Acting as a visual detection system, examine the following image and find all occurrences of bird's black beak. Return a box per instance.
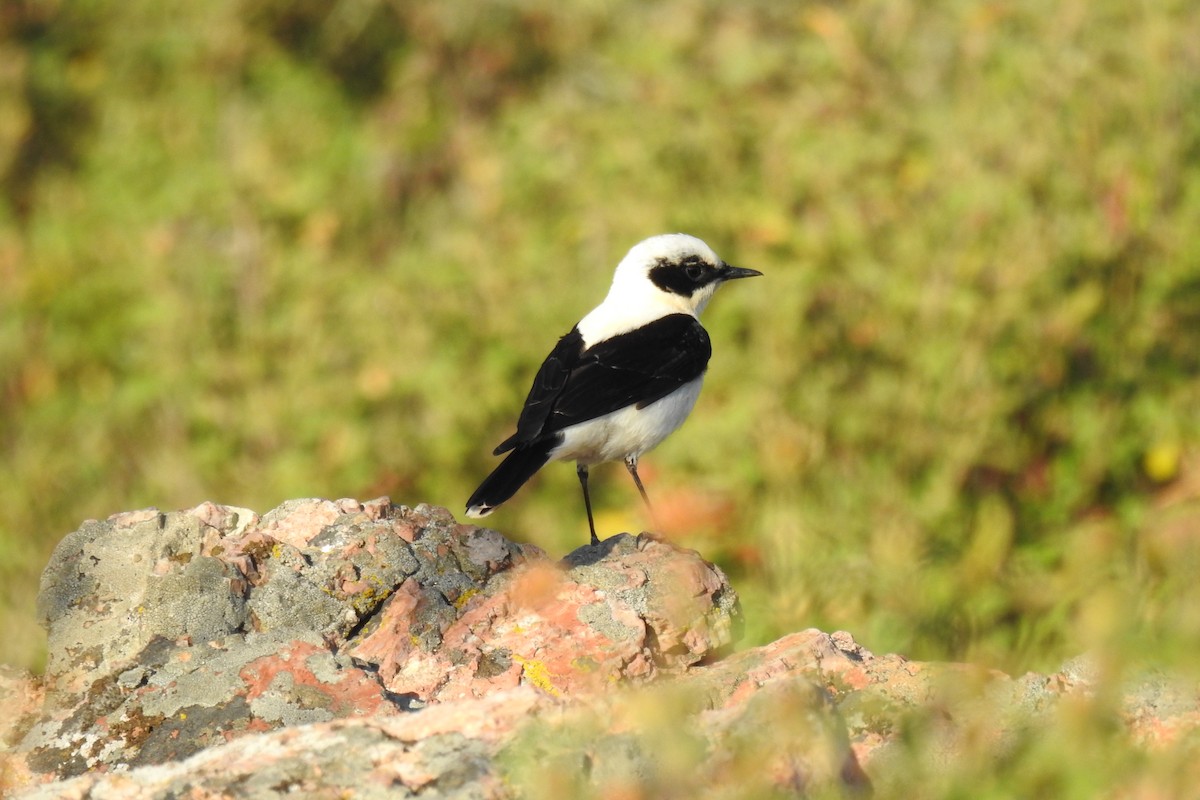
[718,264,763,281]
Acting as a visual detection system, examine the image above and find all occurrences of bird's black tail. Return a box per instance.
[465,437,556,518]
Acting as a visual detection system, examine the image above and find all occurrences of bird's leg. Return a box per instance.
[577,463,599,545]
[624,456,661,532]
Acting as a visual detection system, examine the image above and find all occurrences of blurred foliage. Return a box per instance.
[499,667,1200,800]
[2,0,1200,791]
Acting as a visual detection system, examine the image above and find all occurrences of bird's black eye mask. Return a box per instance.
[649,255,721,296]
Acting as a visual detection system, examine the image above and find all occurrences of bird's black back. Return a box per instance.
[493,313,712,455]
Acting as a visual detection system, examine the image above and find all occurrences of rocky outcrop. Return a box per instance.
[5,498,770,797]
[3,498,1198,798]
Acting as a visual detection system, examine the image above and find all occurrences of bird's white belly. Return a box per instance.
[551,377,705,465]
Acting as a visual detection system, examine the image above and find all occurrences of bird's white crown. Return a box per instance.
[610,233,725,309]
[611,233,722,286]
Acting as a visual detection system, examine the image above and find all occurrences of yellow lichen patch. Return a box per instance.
[453,587,480,609]
[513,654,562,697]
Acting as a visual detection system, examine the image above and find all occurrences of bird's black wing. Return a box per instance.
[492,327,586,454]
[493,314,711,454]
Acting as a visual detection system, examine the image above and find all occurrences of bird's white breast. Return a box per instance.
[550,376,705,465]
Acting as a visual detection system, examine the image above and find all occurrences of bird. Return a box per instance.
[465,233,761,544]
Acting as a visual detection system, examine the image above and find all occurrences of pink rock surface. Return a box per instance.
[347,531,740,703]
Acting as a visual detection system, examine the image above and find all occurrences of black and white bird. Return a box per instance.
[465,233,761,544]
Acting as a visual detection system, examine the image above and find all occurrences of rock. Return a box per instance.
[349,530,741,702]
[11,498,756,795]
[36,508,249,686]
[10,497,1200,798]
[1,667,44,795]
[13,689,543,800]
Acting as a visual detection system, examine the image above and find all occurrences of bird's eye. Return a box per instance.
[684,264,704,281]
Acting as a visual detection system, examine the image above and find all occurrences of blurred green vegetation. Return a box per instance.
[3,0,1200,792]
